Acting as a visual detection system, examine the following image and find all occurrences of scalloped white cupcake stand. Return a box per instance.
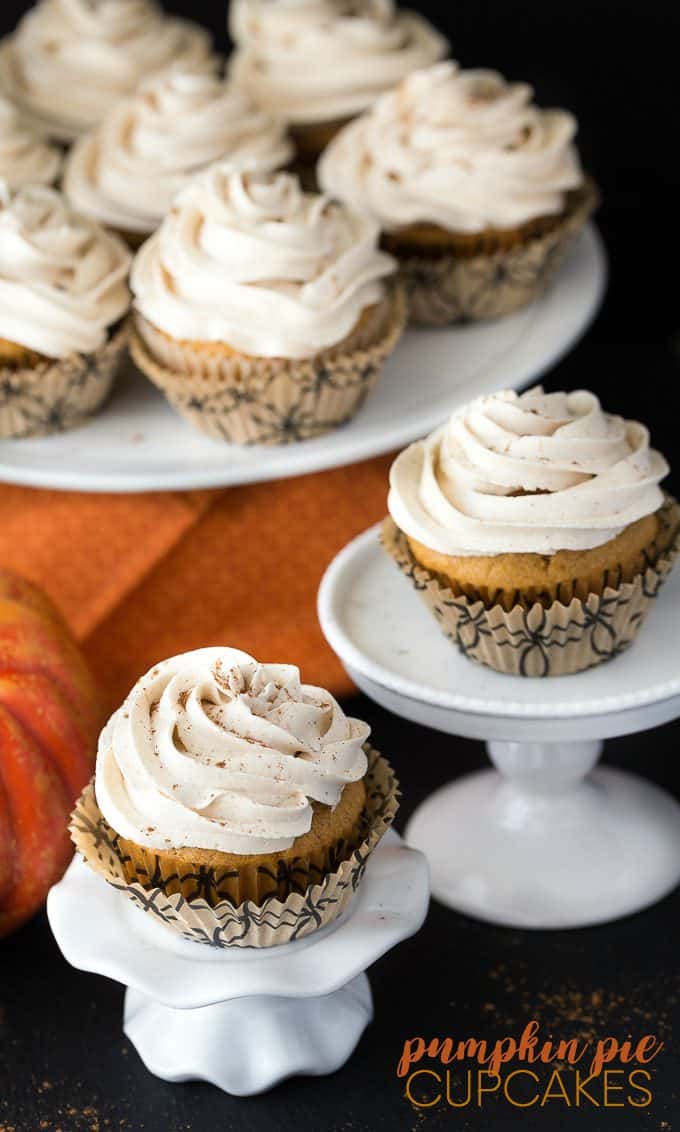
[318,526,680,930]
[47,830,429,1096]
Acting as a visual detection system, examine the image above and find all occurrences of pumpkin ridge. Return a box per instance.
[0,695,75,805]
[0,671,95,795]
[0,756,17,910]
[0,652,99,730]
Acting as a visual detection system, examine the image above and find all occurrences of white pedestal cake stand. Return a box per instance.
[318,526,680,930]
[47,831,428,1096]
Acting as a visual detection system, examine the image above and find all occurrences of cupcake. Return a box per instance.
[71,647,398,947]
[383,387,679,677]
[63,65,293,248]
[0,96,61,189]
[0,0,212,142]
[130,166,405,444]
[229,0,447,166]
[319,62,597,324]
[0,184,131,438]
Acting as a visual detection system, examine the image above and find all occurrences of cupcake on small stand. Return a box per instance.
[71,646,399,946]
[319,62,597,324]
[229,0,447,167]
[63,64,293,248]
[383,386,679,676]
[0,184,131,438]
[130,166,405,444]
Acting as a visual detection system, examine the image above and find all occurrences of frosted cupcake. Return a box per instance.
[383,387,679,677]
[0,0,212,142]
[63,65,293,247]
[229,0,447,165]
[319,62,596,324]
[0,96,61,189]
[0,185,131,438]
[130,166,405,444]
[70,647,398,947]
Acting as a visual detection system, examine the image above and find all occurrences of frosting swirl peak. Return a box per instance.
[95,647,370,855]
[131,167,396,357]
[64,66,293,235]
[0,0,212,140]
[388,387,669,556]
[0,184,131,358]
[229,0,447,125]
[319,61,584,232]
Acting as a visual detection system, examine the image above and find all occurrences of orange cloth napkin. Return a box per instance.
[0,456,392,716]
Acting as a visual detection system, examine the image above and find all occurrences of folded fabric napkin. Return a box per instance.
[0,455,392,716]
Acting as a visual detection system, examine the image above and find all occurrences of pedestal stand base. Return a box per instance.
[407,766,680,929]
[48,832,429,1095]
[124,975,373,1095]
[318,526,680,931]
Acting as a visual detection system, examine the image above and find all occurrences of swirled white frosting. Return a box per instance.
[388,387,669,556]
[63,67,293,235]
[95,647,370,855]
[319,62,584,232]
[131,166,395,357]
[0,0,212,141]
[0,184,131,358]
[229,0,447,125]
[0,96,61,189]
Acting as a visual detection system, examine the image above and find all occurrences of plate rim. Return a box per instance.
[0,225,606,494]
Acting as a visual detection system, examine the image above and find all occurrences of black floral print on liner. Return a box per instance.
[69,747,398,949]
[0,322,128,439]
[129,288,406,446]
[381,502,680,677]
[393,180,598,326]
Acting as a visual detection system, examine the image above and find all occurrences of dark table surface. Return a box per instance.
[1,701,678,1132]
[1,2,679,1130]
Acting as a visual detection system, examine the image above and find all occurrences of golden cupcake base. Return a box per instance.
[406,511,667,611]
[111,779,367,906]
[69,747,399,948]
[381,501,680,677]
[0,322,129,439]
[130,287,406,445]
[382,179,599,325]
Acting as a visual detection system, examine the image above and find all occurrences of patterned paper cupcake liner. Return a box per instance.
[387,180,598,325]
[130,288,406,445]
[381,502,680,677]
[0,321,129,439]
[69,747,399,949]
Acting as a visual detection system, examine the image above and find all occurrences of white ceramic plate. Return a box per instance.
[0,225,605,493]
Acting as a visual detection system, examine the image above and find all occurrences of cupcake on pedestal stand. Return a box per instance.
[318,388,680,929]
[47,648,428,1095]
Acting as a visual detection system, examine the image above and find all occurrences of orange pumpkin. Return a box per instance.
[0,571,100,936]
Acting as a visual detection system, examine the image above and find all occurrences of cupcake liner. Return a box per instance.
[0,321,129,439]
[69,747,399,949]
[381,501,680,677]
[387,180,598,325]
[130,288,406,445]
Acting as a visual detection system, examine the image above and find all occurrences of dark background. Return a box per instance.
[1,3,679,1131]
